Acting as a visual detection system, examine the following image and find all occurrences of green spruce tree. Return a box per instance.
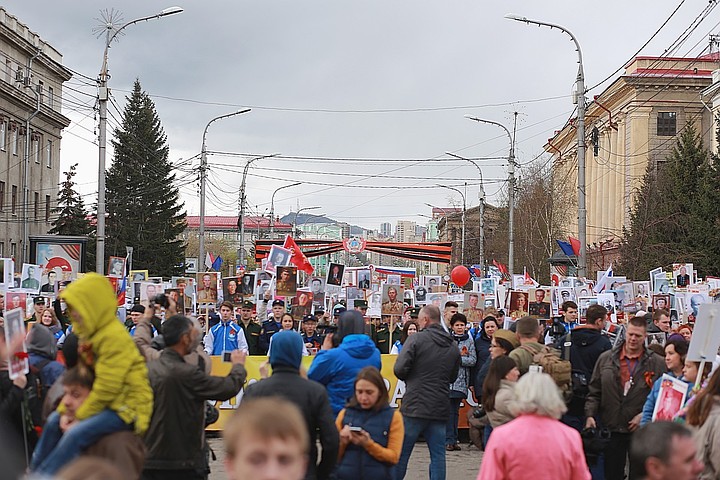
[105,80,186,277]
[619,122,720,277]
[49,163,92,236]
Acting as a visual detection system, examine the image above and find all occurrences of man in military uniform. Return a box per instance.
[354,299,368,317]
[463,293,483,324]
[259,299,285,354]
[238,300,262,355]
[372,315,402,354]
[382,286,404,316]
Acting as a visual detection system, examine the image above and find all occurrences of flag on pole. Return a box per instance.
[212,255,223,271]
[594,264,613,293]
[523,267,539,287]
[117,276,127,307]
[205,252,214,270]
[283,235,314,275]
[568,237,581,257]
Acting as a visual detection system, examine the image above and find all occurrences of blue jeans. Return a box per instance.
[395,416,446,480]
[483,424,493,447]
[31,409,130,475]
[445,398,463,445]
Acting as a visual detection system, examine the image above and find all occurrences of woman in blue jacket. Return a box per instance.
[335,366,404,480]
[308,311,382,414]
[641,336,689,425]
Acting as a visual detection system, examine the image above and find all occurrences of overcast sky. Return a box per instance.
[9,0,718,230]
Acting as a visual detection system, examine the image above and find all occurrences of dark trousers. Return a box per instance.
[604,432,631,480]
[143,469,205,480]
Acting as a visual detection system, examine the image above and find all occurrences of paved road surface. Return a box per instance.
[208,437,483,479]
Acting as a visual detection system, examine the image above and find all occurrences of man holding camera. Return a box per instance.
[203,301,249,356]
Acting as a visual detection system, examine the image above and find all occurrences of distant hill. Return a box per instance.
[280,212,366,236]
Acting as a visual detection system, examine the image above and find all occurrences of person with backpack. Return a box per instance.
[509,316,572,398]
[554,304,611,432]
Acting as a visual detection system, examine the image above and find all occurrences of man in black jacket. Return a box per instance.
[143,315,247,480]
[555,303,611,431]
[394,305,461,480]
[244,330,338,480]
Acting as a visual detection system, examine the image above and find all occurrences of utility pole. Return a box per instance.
[509,111,517,277]
[22,49,41,264]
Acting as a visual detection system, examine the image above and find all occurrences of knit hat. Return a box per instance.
[27,324,57,359]
[268,330,303,370]
[493,329,520,349]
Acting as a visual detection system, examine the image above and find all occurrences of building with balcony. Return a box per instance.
[0,7,71,260]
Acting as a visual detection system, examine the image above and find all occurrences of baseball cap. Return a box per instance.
[272,299,285,307]
[302,314,317,323]
[333,304,346,315]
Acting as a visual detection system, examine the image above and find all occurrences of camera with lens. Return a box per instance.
[151,293,169,309]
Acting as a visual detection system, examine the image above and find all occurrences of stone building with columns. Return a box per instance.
[545,53,717,272]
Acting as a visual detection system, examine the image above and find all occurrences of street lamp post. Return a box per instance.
[435,185,467,265]
[505,13,587,277]
[199,109,251,271]
[445,152,485,272]
[292,206,321,236]
[238,153,280,263]
[96,6,183,274]
[269,182,301,238]
[464,115,515,276]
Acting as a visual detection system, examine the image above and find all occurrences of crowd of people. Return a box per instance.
[1,271,720,480]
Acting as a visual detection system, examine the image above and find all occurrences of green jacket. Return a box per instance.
[239,320,262,355]
[372,323,402,354]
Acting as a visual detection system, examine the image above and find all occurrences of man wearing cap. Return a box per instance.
[238,300,262,355]
[332,303,346,323]
[354,299,368,316]
[259,299,284,355]
[301,315,323,353]
[244,330,338,479]
[127,304,157,337]
[203,301,249,356]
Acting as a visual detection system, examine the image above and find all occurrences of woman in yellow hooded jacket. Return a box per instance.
[30,273,153,475]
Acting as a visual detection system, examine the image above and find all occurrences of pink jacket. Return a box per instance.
[477,414,591,480]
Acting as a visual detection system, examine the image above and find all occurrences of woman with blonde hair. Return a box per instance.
[477,372,590,480]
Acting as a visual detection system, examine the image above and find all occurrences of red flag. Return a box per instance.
[283,235,314,275]
[492,259,508,275]
[568,237,581,256]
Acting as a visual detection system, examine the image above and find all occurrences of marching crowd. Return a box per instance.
[0,272,719,480]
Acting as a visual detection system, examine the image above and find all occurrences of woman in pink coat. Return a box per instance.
[477,372,590,480]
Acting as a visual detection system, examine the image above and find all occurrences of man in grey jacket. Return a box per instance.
[394,305,461,480]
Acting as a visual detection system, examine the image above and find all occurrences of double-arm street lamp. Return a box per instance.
[96,6,183,273]
[464,115,515,276]
[292,206,321,236]
[428,182,467,265]
[505,13,587,277]
[199,109,251,270]
[445,152,485,271]
[269,182,302,238]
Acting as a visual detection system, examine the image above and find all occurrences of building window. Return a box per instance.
[0,242,4,257]
[34,192,39,220]
[657,112,677,136]
[10,242,16,259]
[11,185,17,214]
[33,134,41,163]
[0,120,5,151]
[4,59,10,83]
[0,181,4,211]
[45,194,51,221]
[11,127,17,155]
[48,87,54,109]
[37,80,43,103]
[46,139,52,167]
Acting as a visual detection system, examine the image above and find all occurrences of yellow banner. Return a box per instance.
[207,354,477,431]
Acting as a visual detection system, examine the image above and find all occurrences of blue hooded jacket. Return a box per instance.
[308,334,381,414]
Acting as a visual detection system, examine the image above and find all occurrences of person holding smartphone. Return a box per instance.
[335,367,404,480]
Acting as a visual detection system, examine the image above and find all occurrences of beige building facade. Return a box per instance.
[546,54,716,255]
[0,7,71,261]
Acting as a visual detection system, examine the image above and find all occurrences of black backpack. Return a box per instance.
[25,358,52,430]
[563,331,591,403]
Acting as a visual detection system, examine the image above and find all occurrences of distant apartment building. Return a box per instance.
[379,222,392,238]
[395,220,418,243]
[0,7,71,260]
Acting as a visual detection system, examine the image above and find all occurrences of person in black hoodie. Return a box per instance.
[555,303,611,431]
[244,330,338,480]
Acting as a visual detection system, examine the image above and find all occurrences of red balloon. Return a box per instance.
[451,265,471,286]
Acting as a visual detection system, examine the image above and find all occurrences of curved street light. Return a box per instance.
[505,13,587,277]
[445,151,485,270]
[95,6,183,273]
[270,182,302,237]
[464,115,515,276]
[436,185,467,265]
[199,109,252,268]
